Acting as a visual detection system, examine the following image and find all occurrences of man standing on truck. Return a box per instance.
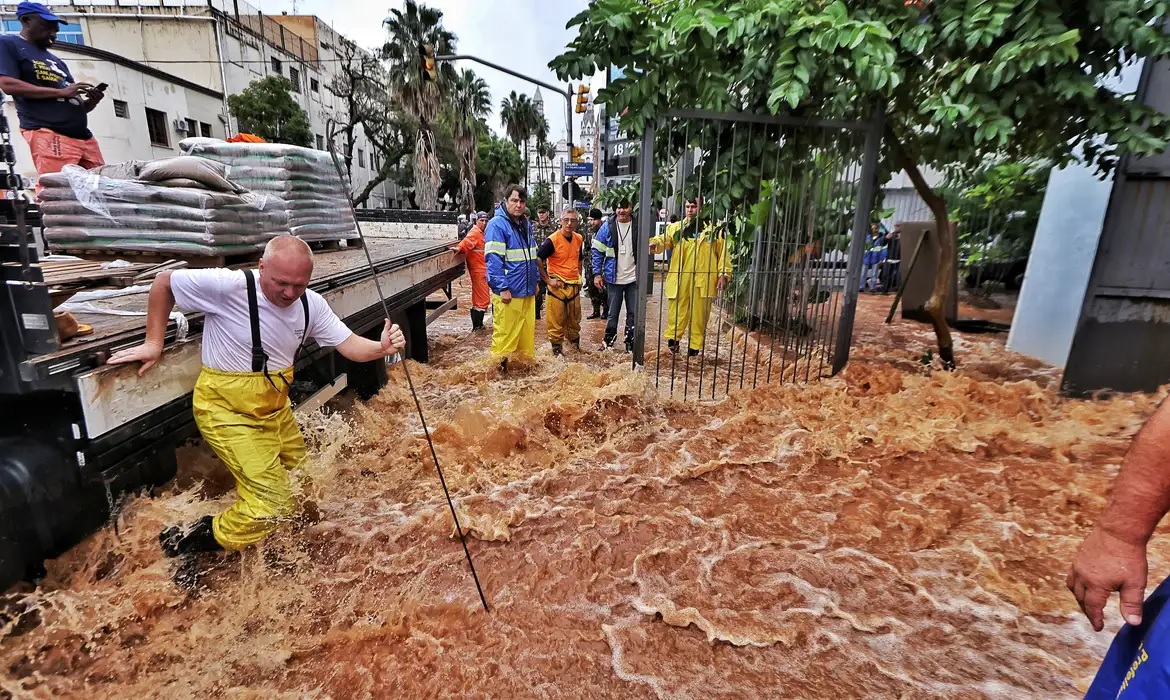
[107,236,405,559]
[0,3,106,184]
[485,184,539,366]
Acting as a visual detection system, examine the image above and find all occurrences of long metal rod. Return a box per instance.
[633,120,656,366]
[327,147,490,613]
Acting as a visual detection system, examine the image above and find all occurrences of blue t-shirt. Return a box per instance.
[1086,574,1170,699]
[0,35,90,139]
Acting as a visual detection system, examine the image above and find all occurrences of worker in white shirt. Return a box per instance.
[109,236,405,558]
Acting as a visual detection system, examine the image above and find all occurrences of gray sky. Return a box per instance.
[259,0,604,141]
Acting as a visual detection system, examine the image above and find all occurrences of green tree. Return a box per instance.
[500,91,539,188]
[553,0,1170,368]
[475,134,524,211]
[227,76,312,147]
[383,0,457,211]
[529,180,553,213]
[448,69,492,215]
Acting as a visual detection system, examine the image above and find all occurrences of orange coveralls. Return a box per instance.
[455,223,490,311]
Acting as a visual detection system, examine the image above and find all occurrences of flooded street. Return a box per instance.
[1,290,1164,699]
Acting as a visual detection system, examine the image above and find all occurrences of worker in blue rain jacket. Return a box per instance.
[484,184,540,365]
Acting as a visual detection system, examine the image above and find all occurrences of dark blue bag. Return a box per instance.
[1085,575,1170,698]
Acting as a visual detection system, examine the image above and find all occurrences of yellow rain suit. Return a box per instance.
[194,366,305,549]
[652,218,732,351]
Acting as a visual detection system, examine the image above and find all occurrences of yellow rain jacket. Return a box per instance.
[651,217,733,351]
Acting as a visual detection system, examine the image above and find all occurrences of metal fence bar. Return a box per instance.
[665,108,871,133]
[832,104,886,374]
[633,120,657,368]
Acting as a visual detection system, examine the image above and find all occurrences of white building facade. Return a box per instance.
[0,0,402,207]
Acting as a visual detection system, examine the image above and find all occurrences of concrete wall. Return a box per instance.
[1006,61,1145,368]
[3,45,224,187]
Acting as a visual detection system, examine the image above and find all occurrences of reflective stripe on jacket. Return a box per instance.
[485,204,540,297]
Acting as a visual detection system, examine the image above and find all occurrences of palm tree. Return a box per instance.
[448,68,490,215]
[500,91,538,189]
[533,112,550,187]
[382,0,456,211]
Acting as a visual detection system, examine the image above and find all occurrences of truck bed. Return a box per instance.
[33,236,453,374]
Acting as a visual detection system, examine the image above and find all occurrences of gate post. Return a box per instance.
[633,120,657,367]
[833,103,886,374]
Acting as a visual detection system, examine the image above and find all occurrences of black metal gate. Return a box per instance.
[629,107,884,400]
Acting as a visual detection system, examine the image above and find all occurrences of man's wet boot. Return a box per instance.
[688,347,701,358]
[667,340,680,353]
[571,340,582,353]
[552,343,563,356]
[470,309,485,330]
[587,305,602,320]
[160,515,222,558]
[604,333,616,349]
[625,340,633,354]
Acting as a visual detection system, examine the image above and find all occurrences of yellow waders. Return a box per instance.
[546,283,582,345]
[666,279,715,351]
[490,294,536,358]
[194,366,304,550]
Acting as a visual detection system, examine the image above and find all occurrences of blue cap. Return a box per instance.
[16,2,68,25]
[475,211,488,220]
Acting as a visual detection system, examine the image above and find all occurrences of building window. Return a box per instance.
[145,108,168,147]
[357,149,365,168]
[315,134,324,151]
[200,122,212,138]
[310,78,319,92]
[289,66,300,92]
[185,118,198,136]
[271,57,282,75]
[113,99,129,118]
[2,19,84,45]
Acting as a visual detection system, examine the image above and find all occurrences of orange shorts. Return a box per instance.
[21,128,105,194]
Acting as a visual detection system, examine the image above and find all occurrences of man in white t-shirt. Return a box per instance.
[590,200,640,352]
[108,235,405,562]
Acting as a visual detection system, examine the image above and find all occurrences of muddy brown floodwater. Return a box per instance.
[2,292,1166,699]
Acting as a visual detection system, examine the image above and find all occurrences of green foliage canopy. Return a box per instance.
[227,76,312,147]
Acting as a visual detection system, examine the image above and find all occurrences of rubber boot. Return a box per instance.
[688,347,700,358]
[470,309,485,330]
[667,340,680,353]
[160,515,223,558]
[604,333,616,349]
[587,304,601,320]
[551,343,563,356]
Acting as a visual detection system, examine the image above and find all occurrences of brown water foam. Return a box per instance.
[1,294,1164,699]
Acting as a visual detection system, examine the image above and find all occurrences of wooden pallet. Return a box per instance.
[40,259,159,287]
[49,247,262,270]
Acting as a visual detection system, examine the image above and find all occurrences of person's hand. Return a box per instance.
[550,279,564,290]
[717,275,729,292]
[381,319,405,356]
[85,86,105,106]
[594,275,604,290]
[58,83,89,99]
[500,289,513,304]
[1067,528,1149,632]
[107,341,163,377]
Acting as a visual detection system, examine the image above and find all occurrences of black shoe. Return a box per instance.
[160,515,222,558]
[604,334,616,348]
[688,348,700,357]
[499,358,509,373]
[552,344,563,356]
[667,340,680,353]
[470,309,485,330]
[625,340,633,354]
[587,312,601,320]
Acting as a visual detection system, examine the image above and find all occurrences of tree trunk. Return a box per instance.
[414,126,441,211]
[523,140,530,190]
[889,133,957,370]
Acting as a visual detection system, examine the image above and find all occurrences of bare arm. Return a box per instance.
[537,257,552,287]
[106,271,176,375]
[0,76,83,100]
[1069,399,1170,630]
[334,319,405,363]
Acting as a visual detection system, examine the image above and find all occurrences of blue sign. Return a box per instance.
[564,162,593,177]
[574,200,592,208]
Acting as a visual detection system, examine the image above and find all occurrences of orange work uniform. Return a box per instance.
[455,223,490,311]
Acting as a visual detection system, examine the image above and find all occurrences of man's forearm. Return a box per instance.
[1097,400,1170,545]
[538,260,551,286]
[143,272,176,349]
[0,77,64,99]
[339,335,391,363]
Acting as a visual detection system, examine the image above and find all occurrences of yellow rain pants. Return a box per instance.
[665,283,715,351]
[546,284,582,345]
[490,293,536,358]
[192,366,304,550]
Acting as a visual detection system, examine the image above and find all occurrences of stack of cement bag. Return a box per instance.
[185,141,358,243]
[40,158,288,257]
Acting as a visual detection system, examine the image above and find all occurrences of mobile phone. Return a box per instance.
[95,83,108,91]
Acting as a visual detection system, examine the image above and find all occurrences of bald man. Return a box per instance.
[109,235,405,560]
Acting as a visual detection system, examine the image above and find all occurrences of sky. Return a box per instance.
[258,0,605,141]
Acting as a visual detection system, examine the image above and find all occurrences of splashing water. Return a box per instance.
[1,294,1163,699]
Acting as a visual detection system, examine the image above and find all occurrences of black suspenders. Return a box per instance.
[244,269,309,390]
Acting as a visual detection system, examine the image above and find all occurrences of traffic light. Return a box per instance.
[419,43,437,82]
[575,84,590,114]
[570,145,586,162]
